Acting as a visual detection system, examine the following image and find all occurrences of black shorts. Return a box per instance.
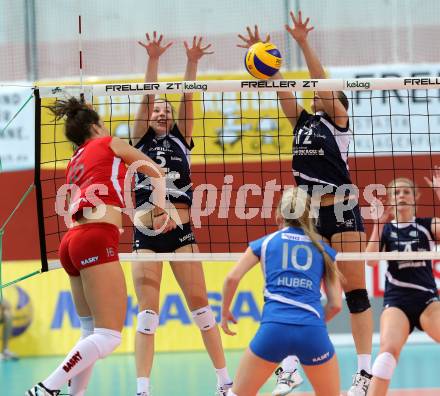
[133,222,196,253]
[384,293,440,333]
[315,201,365,241]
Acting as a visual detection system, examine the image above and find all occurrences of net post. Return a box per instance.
[33,88,49,272]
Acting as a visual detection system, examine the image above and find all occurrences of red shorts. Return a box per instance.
[59,223,120,276]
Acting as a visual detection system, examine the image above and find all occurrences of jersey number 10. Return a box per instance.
[282,243,313,271]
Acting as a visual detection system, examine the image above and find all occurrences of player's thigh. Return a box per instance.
[81,260,127,331]
[302,354,340,396]
[232,348,278,396]
[69,275,91,317]
[171,244,208,310]
[420,301,440,342]
[331,231,366,291]
[378,307,410,357]
[131,249,163,311]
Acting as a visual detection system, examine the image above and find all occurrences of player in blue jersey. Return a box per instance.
[237,12,373,396]
[221,187,342,396]
[131,32,232,396]
[366,176,440,396]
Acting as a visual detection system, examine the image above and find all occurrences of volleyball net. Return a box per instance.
[35,77,440,269]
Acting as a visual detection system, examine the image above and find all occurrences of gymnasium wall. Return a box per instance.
[2,0,440,80]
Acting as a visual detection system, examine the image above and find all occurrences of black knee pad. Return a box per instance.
[345,289,371,313]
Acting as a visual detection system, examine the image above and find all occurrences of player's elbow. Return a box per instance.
[224,274,240,289]
[329,301,342,315]
[326,301,342,321]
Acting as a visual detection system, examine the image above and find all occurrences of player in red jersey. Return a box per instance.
[26,97,170,396]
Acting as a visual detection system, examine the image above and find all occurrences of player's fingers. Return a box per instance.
[254,25,260,37]
[290,10,297,25]
[164,41,174,50]
[424,176,433,186]
[237,34,248,43]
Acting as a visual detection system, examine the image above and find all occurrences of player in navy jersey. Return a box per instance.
[237,12,373,396]
[221,187,342,396]
[366,177,440,396]
[131,32,232,396]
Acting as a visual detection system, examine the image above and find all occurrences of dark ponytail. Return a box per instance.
[48,97,100,146]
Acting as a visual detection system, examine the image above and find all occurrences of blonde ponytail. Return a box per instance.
[277,187,341,284]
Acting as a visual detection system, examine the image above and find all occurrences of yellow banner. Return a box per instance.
[2,260,264,356]
[39,71,309,168]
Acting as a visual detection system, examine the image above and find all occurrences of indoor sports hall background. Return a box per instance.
[1,1,440,395]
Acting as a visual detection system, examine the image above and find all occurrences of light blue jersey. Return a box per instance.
[249,226,337,327]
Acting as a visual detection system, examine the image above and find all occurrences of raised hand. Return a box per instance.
[184,36,214,62]
[285,10,314,45]
[369,197,393,223]
[138,31,173,59]
[424,166,440,189]
[237,25,270,49]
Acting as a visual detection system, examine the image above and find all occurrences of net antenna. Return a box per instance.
[78,2,84,102]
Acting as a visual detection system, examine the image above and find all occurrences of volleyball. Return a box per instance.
[2,286,33,337]
[245,42,282,79]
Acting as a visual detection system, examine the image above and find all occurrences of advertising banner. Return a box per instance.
[0,86,34,172]
[3,259,440,356]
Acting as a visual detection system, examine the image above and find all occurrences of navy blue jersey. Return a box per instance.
[292,110,353,194]
[380,217,438,301]
[249,227,337,327]
[134,124,194,207]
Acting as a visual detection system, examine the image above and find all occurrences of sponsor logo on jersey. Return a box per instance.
[293,148,325,156]
[80,256,99,266]
[409,230,418,238]
[312,351,330,363]
[179,233,194,244]
[281,233,311,242]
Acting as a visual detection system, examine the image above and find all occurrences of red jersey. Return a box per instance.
[66,136,127,219]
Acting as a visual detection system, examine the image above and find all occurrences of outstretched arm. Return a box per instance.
[365,197,393,266]
[425,166,440,240]
[133,32,173,146]
[178,36,213,145]
[286,11,348,127]
[221,248,259,335]
[237,25,304,129]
